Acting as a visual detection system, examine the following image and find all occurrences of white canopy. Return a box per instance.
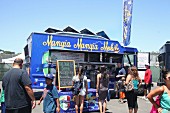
[2,53,25,63]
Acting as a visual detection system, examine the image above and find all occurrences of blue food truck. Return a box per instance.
[24,27,138,112]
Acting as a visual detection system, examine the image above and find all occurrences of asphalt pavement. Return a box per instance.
[0,82,157,113]
[32,97,152,113]
[32,83,158,113]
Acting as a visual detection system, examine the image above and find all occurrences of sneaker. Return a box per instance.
[115,95,118,98]
[118,99,124,104]
[141,96,146,100]
[144,97,148,101]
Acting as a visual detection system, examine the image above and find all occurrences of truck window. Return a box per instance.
[124,54,134,66]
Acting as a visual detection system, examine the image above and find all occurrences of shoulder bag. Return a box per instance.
[125,80,134,92]
[150,96,160,113]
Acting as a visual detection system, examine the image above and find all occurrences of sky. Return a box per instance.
[0,0,170,53]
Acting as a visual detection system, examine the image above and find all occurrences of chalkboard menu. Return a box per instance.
[57,60,75,89]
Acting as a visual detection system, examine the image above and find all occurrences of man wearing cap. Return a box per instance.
[143,63,152,100]
[2,58,36,113]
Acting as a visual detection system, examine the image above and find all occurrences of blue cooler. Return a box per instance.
[87,79,91,89]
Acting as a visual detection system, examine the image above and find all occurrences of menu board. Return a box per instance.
[57,60,75,89]
[51,51,84,62]
[137,53,149,69]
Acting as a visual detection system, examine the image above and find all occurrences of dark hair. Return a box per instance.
[100,66,108,80]
[76,66,83,76]
[14,58,23,65]
[162,71,169,79]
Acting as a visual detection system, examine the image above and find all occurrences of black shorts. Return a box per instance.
[144,83,151,89]
[6,106,31,113]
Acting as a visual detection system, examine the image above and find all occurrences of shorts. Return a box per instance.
[6,105,31,113]
[79,89,86,96]
[99,90,108,100]
[114,80,125,92]
[144,83,151,89]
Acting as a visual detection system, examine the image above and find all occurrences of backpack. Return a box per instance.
[72,76,84,95]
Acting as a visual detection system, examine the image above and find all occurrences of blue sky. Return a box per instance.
[0,0,170,53]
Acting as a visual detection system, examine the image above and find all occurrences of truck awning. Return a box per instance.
[124,47,138,53]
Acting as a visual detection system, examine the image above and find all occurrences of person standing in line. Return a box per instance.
[2,58,36,113]
[125,66,142,113]
[96,66,109,113]
[72,66,88,113]
[114,63,126,98]
[143,63,152,100]
[38,74,60,113]
[147,71,170,113]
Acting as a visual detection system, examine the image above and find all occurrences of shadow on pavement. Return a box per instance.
[83,108,112,113]
[34,91,43,100]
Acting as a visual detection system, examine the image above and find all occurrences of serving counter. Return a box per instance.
[58,88,99,113]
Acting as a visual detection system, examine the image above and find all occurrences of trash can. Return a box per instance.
[87,79,91,89]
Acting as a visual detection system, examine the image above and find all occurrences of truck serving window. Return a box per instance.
[124,54,134,66]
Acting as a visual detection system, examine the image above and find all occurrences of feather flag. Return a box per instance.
[123,0,133,46]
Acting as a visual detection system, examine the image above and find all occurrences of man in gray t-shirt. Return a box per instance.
[2,58,36,113]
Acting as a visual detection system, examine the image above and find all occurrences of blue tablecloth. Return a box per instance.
[58,88,99,113]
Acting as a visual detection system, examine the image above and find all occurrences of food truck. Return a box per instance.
[157,41,170,86]
[24,27,138,112]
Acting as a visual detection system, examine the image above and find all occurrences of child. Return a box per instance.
[38,74,60,113]
[119,77,126,104]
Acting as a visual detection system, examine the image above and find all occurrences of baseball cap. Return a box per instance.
[44,74,54,80]
[145,63,150,66]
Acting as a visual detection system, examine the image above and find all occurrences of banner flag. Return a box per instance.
[123,0,133,46]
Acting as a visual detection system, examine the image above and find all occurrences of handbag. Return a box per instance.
[125,80,134,92]
[150,96,160,113]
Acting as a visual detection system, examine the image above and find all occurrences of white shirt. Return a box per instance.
[72,75,87,96]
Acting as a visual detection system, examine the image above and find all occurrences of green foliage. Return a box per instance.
[0,49,15,54]
[3,51,15,54]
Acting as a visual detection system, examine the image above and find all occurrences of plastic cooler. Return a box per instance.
[87,79,91,89]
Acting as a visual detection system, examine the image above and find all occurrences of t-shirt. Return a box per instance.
[43,84,59,112]
[119,68,126,75]
[144,69,152,84]
[115,67,126,81]
[2,68,32,109]
[99,74,109,91]
[72,75,87,96]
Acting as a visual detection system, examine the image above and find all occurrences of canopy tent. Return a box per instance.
[2,53,25,63]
